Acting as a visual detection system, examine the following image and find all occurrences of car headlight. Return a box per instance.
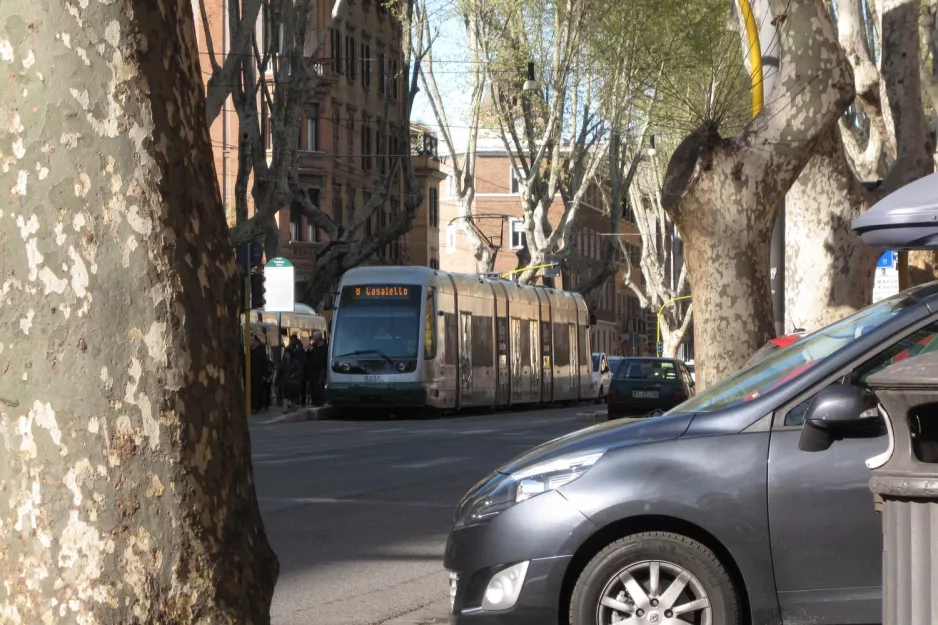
[456,450,605,527]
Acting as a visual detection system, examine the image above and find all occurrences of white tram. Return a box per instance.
[325,266,595,414]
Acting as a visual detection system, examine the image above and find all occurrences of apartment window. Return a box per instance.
[305,105,318,151]
[332,106,340,157]
[333,184,344,227]
[390,58,399,100]
[429,258,439,270]
[290,202,302,241]
[364,192,373,237]
[361,116,371,170]
[307,189,320,241]
[345,33,357,81]
[347,111,355,166]
[362,42,372,89]
[332,28,343,74]
[510,166,520,194]
[446,224,457,252]
[509,218,525,250]
[378,50,387,95]
[428,187,438,228]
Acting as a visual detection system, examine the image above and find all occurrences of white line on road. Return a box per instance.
[260,496,453,509]
[254,454,343,465]
[391,457,468,469]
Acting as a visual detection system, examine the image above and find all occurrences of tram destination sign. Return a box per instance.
[351,285,414,299]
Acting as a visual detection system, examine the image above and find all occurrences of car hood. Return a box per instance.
[496,412,696,476]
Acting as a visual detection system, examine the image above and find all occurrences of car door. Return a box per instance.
[767,319,938,624]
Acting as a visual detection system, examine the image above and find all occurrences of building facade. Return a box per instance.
[194,0,444,297]
[438,134,668,358]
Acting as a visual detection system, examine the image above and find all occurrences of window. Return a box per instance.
[347,186,356,224]
[428,187,439,228]
[391,58,400,100]
[262,104,273,151]
[305,106,318,151]
[362,42,372,89]
[345,33,356,81]
[332,28,343,74]
[510,166,520,194]
[424,288,437,360]
[332,106,340,157]
[361,116,371,170]
[785,321,938,427]
[553,323,570,367]
[429,258,439,270]
[509,218,525,250]
[347,111,355,166]
[471,316,494,367]
[333,184,344,227]
[290,202,302,241]
[378,50,386,95]
[446,223,457,252]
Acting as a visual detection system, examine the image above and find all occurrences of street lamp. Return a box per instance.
[522,62,539,92]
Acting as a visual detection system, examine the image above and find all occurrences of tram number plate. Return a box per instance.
[633,390,659,399]
[363,375,380,382]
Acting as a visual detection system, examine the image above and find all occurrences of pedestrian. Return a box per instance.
[307,330,329,406]
[250,334,271,413]
[277,349,304,409]
[287,334,308,406]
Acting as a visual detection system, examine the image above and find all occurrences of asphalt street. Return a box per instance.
[248,404,603,625]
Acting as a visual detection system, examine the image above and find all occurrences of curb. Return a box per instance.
[264,405,334,424]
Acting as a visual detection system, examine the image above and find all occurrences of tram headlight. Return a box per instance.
[396,361,407,372]
[340,362,351,372]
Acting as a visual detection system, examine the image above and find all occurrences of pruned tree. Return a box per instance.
[661,0,855,389]
[198,0,433,307]
[785,0,935,333]
[0,0,277,621]
[419,0,496,272]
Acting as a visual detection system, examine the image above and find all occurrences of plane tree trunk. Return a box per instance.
[0,0,278,622]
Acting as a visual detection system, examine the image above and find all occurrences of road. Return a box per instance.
[248,404,602,625]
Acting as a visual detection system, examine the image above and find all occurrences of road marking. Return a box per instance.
[254,453,343,465]
[391,457,467,469]
[366,428,404,434]
[260,496,452,509]
[454,428,495,435]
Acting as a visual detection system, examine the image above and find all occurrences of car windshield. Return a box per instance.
[670,293,917,414]
[332,284,423,359]
[615,359,678,380]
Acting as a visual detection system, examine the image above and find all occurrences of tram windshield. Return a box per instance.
[332,284,423,359]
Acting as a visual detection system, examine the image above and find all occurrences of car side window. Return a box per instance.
[784,321,938,427]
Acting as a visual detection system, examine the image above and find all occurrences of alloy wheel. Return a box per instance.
[595,559,711,625]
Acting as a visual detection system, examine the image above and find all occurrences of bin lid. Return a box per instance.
[852,172,938,249]
[866,349,938,389]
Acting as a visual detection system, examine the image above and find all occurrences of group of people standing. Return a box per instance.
[248,331,330,413]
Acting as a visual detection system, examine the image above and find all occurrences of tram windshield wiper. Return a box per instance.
[333,349,396,366]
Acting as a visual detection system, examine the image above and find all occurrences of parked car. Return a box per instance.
[606,357,694,419]
[590,353,613,404]
[445,285,938,625]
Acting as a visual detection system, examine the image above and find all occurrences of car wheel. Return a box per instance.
[569,531,740,625]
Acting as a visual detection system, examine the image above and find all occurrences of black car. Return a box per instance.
[444,285,938,625]
[607,357,694,418]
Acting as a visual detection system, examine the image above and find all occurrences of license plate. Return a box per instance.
[363,375,379,382]
[633,390,659,399]
[449,572,458,612]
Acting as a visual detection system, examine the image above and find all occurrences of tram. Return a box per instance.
[325,265,595,413]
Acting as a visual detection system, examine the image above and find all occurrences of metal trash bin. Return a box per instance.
[865,350,938,625]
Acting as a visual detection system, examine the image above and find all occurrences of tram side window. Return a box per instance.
[553,323,570,367]
[443,312,457,365]
[424,288,437,360]
[471,315,494,366]
[520,319,531,366]
[578,325,589,368]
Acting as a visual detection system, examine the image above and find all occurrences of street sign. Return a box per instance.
[877,251,898,269]
[264,257,294,312]
[873,271,900,303]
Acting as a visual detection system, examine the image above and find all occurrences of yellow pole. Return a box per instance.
[736,0,764,117]
[244,276,252,420]
[657,295,693,355]
[500,262,558,279]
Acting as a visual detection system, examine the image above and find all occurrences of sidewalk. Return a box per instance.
[248,403,333,424]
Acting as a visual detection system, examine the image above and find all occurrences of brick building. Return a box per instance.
[438,132,667,357]
[194,0,444,295]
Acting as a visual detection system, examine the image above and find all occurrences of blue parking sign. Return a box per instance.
[877,251,897,269]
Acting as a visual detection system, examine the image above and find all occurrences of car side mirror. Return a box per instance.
[322,293,338,311]
[798,383,880,452]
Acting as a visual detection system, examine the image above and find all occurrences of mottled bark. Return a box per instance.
[0,0,277,623]
[662,0,853,389]
[785,127,878,332]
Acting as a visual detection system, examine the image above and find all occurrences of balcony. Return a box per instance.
[410,132,438,159]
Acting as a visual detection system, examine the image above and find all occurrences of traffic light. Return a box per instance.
[656,341,663,357]
[250,273,266,309]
